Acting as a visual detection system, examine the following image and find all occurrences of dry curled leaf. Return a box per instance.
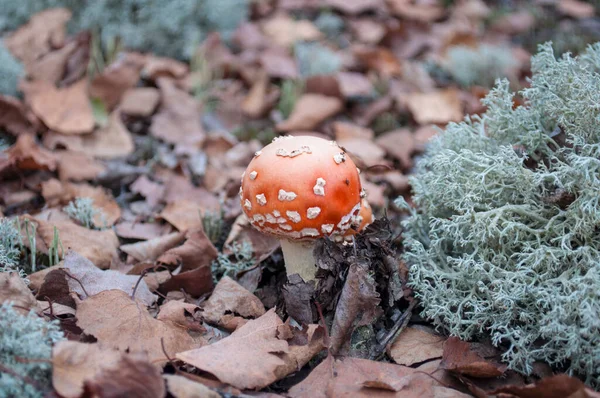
[22,79,94,134]
[164,375,221,398]
[75,289,203,365]
[388,326,445,366]
[120,231,185,262]
[0,272,38,314]
[440,337,507,378]
[491,374,600,398]
[176,309,289,390]
[150,78,205,147]
[202,276,266,330]
[0,95,37,136]
[276,94,343,131]
[1,133,57,172]
[5,8,71,66]
[64,251,156,305]
[401,88,463,125]
[120,87,161,117]
[261,14,322,48]
[34,218,119,269]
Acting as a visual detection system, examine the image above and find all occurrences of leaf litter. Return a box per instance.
[0,1,598,396]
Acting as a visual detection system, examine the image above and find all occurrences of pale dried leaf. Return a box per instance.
[64,251,156,305]
[121,87,160,117]
[176,309,289,390]
[164,375,220,398]
[388,326,445,366]
[276,94,342,131]
[0,272,38,314]
[262,14,322,47]
[75,290,203,364]
[22,79,94,134]
[120,231,185,262]
[202,276,265,330]
[402,89,463,125]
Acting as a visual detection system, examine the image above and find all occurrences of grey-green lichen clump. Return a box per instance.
[397,42,600,386]
[0,302,65,398]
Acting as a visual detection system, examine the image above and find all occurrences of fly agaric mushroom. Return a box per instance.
[240,135,365,281]
[343,199,374,241]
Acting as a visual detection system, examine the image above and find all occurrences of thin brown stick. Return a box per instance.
[131,268,151,300]
[371,299,417,360]
[315,301,331,352]
[63,271,90,298]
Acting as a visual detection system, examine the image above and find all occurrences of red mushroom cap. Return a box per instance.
[240,135,364,241]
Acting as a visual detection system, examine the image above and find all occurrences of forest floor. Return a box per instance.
[1,1,600,397]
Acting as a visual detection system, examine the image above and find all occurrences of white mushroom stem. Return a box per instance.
[279,239,317,282]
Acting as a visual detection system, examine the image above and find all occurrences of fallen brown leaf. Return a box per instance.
[330,261,382,355]
[52,341,123,398]
[158,261,214,297]
[34,218,119,269]
[75,289,203,364]
[164,374,221,398]
[202,276,266,330]
[156,300,200,325]
[150,78,205,147]
[288,355,470,398]
[242,71,278,118]
[0,271,38,314]
[22,79,94,134]
[261,14,322,48]
[36,268,76,309]
[176,309,289,390]
[338,137,387,168]
[5,8,71,66]
[120,231,185,262]
[142,55,188,81]
[1,133,57,172]
[402,88,463,125]
[79,109,135,158]
[26,40,77,84]
[558,0,595,19]
[120,87,161,117]
[388,326,445,366]
[387,0,446,22]
[83,352,165,398]
[375,128,415,167]
[40,111,135,159]
[325,0,384,14]
[0,95,37,136]
[130,175,165,208]
[259,48,299,79]
[160,200,206,231]
[355,47,403,77]
[276,94,343,131]
[350,19,386,45]
[491,374,600,398]
[157,228,218,273]
[336,72,375,98]
[64,251,156,305]
[440,336,507,378]
[333,121,375,141]
[114,221,166,241]
[89,53,145,110]
[56,150,106,181]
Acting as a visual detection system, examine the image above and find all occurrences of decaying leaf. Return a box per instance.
[56,150,106,182]
[5,8,71,65]
[75,289,203,365]
[120,231,185,262]
[120,87,161,117]
[157,228,218,273]
[388,326,445,366]
[34,218,120,269]
[164,375,221,398]
[0,271,38,314]
[1,133,57,172]
[330,261,382,354]
[288,356,470,398]
[64,251,156,305]
[491,374,600,398]
[401,88,463,125]
[202,276,265,330]
[0,95,37,136]
[176,309,289,390]
[276,94,343,131]
[262,14,322,48]
[440,337,507,378]
[89,53,145,110]
[150,78,205,147]
[22,79,94,134]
